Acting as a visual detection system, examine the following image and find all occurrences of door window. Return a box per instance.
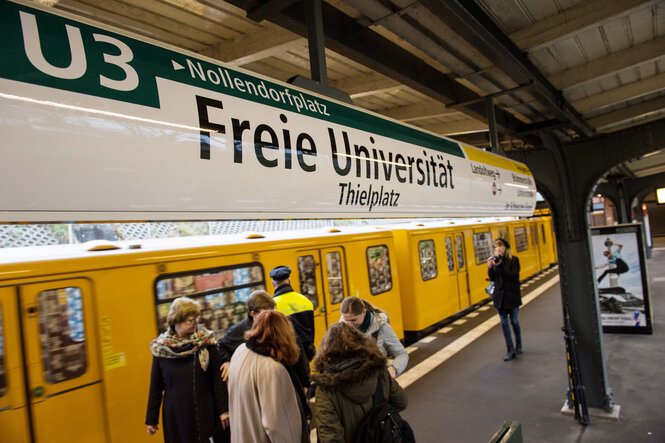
[325,252,345,304]
[445,237,455,271]
[418,240,438,281]
[367,245,393,295]
[514,227,529,252]
[455,234,465,270]
[0,303,6,397]
[298,255,319,309]
[37,287,87,384]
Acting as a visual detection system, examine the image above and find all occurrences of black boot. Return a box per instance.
[504,345,516,361]
[516,342,522,355]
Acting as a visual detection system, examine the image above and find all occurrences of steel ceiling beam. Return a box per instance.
[224,0,538,144]
[419,0,594,138]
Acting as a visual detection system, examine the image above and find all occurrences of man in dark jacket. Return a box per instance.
[270,265,316,361]
[217,289,310,389]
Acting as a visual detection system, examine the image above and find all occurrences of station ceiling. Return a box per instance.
[33,0,665,183]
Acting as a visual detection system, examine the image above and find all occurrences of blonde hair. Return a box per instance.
[493,238,513,259]
[167,297,201,329]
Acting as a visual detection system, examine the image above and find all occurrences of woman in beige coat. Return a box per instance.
[227,310,309,443]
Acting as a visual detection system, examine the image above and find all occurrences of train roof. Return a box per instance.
[0,224,396,266]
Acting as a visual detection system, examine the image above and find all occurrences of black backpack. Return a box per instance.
[354,375,416,443]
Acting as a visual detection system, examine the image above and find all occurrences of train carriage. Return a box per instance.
[0,226,405,442]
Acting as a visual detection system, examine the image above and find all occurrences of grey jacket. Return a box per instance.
[341,312,409,376]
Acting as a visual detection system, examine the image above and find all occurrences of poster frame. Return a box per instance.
[591,223,654,334]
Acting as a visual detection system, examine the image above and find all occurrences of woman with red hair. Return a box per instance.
[227,310,309,443]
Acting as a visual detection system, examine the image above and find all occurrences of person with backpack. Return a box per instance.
[340,296,409,378]
[312,322,411,443]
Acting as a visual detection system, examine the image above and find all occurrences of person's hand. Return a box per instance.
[147,425,158,435]
[220,362,230,382]
[388,365,397,378]
[220,412,230,429]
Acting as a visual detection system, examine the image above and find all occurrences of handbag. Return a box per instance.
[485,281,495,296]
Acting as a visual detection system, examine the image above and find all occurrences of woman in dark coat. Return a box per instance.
[312,322,408,443]
[145,297,229,442]
[488,237,522,361]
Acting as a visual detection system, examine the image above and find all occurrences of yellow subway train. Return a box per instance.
[0,216,555,442]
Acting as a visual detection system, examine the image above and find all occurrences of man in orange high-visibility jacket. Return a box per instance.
[270,265,316,361]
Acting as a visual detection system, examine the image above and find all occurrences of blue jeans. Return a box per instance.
[498,307,521,349]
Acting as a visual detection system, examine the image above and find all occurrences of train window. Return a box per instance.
[514,227,529,252]
[0,303,6,397]
[445,237,455,272]
[298,255,319,309]
[326,252,345,304]
[366,245,393,295]
[155,263,265,338]
[497,227,509,240]
[37,287,87,384]
[418,240,438,281]
[540,224,547,243]
[473,231,493,265]
[455,235,465,270]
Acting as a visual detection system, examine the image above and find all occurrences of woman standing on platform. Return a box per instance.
[227,310,309,443]
[145,297,229,442]
[488,238,523,361]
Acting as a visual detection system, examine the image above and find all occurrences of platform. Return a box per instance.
[397,242,665,442]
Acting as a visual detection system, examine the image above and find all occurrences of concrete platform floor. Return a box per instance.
[399,244,665,442]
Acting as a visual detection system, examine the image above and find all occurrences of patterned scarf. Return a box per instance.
[150,324,217,371]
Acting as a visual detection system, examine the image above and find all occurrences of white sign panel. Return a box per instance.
[0,0,536,221]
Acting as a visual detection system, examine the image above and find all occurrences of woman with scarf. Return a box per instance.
[312,322,408,443]
[340,296,408,378]
[227,310,309,443]
[145,297,229,442]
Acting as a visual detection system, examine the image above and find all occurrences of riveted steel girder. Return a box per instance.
[225,0,536,141]
[506,117,665,411]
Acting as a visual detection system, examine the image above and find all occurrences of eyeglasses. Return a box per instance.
[182,316,199,325]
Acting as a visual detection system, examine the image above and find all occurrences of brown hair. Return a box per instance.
[167,297,201,329]
[247,290,276,313]
[313,322,385,372]
[341,296,386,318]
[247,310,299,366]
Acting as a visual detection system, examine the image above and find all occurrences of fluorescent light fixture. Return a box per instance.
[657,187,665,204]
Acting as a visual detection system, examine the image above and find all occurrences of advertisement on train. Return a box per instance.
[0,0,537,222]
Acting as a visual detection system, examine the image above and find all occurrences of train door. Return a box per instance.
[442,235,461,314]
[531,223,543,271]
[0,287,31,442]
[9,279,107,442]
[296,247,347,347]
[454,233,471,308]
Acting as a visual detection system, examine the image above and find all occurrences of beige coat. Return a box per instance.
[228,343,302,443]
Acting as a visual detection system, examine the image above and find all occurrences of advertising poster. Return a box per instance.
[591,223,653,334]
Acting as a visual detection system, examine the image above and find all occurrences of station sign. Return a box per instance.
[0,0,536,222]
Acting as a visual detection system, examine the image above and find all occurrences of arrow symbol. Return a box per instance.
[172,60,185,71]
